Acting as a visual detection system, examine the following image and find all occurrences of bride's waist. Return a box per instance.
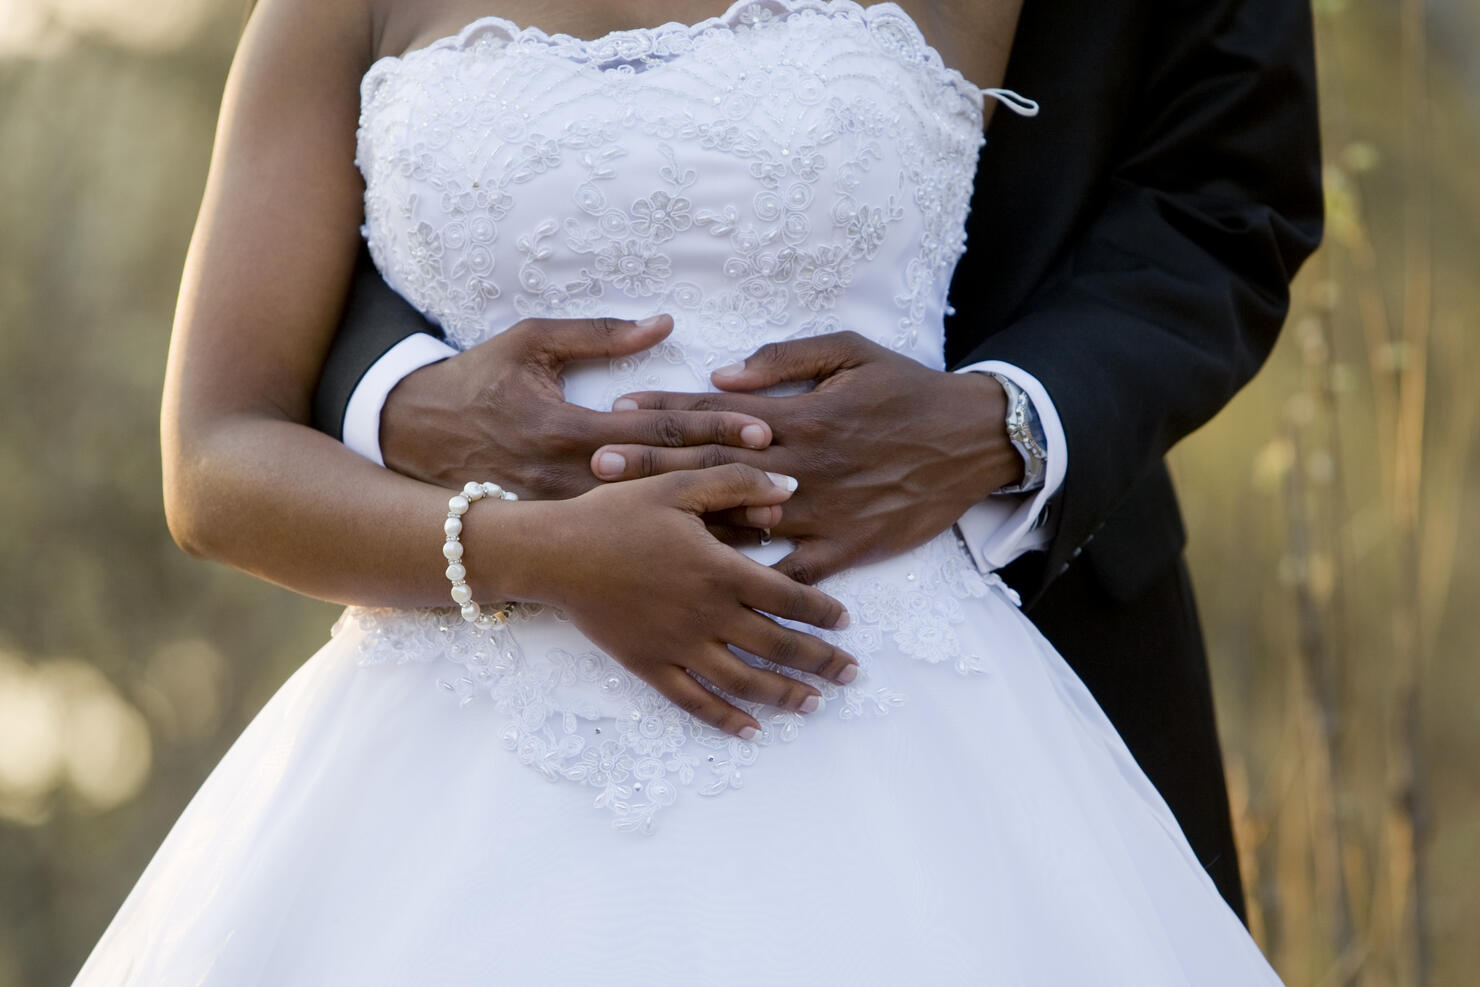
[466,311,944,415]
[344,525,1005,661]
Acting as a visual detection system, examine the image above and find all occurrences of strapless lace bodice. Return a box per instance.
[355,0,1013,366]
[345,0,1036,832]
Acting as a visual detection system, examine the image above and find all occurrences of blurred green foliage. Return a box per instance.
[1,2,1476,985]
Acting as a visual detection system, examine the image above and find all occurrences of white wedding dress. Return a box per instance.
[75,3,1281,984]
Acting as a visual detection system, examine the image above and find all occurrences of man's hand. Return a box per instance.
[590,331,1024,584]
[378,315,775,499]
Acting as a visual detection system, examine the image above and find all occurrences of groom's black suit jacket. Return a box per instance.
[314,0,1323,918]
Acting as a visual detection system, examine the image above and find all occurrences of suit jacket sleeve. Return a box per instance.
[953,0,1325,599]
[311,245,446,440]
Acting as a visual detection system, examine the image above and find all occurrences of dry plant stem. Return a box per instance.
[1389,0,1433,982]
[1415,320,1475,658]
[1282,403,1359,984]
[1318,2,1441,980]
[1311,290,1374,987]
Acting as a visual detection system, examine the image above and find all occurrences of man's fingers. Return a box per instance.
[699,506,785,534]
[705,521,768,547]
[709,332,867,391]
[614,390,777,417]
[772,539,851,588]
[597,409,772,452]
[724,504,784,530]
[519,314,672,366]
[591,443,764,481]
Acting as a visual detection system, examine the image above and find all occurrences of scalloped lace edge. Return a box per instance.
[361,0,985,101]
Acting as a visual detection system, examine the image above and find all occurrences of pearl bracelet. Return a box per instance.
[442,481,517,631]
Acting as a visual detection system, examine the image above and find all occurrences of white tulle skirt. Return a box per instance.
[74,547,1280,985]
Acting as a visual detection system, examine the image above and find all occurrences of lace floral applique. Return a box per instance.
[343,535,1013,833]
[349,1,1018,832]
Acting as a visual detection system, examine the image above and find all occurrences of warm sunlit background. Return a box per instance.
[1,1,1476,984]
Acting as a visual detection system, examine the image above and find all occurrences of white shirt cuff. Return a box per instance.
[951,360,1068,573]
[342,333,459,466]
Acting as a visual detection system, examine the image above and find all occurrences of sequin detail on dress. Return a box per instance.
[346,0,1026,832]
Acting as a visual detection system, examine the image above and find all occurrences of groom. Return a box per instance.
[313,0,1322,918]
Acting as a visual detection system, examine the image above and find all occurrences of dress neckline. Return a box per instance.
[363,0,1029,111]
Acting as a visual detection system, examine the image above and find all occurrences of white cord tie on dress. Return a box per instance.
[981,88,1040,117]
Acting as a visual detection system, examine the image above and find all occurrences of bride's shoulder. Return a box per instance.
[368,0,485,64]
[239,0,379,77]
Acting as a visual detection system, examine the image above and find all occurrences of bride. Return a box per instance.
[75,0,1282,982]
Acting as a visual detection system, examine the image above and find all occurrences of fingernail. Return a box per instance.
[740,423,767,448]
[596,452,626,476]
[635,315,665,329]
[832,610,851,630]
[836,663,859,685]
[738,726,759,741]
[612,397,639,411]
[800,695,824,714]
[712,362,745,378]
[766,472,798,492]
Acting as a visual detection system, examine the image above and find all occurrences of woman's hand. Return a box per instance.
[522,464,857,739]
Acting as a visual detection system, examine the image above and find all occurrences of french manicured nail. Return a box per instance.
[836,663,859,685]
[800,695,824,714]
[832,610,851,630]
[712,362,745,378]
[636,314,665,328]
[740,423,767,447]
[738,726,760,741]
[766,472,799,492]
[612,397,639,411]
[597,452,626,476]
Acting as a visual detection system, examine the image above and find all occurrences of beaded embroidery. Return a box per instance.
[345,0,1027,832]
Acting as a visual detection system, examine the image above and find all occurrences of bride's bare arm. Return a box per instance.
[162,0,854,736]
[162,0,427,603]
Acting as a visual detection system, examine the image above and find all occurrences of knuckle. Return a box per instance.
[754,341,785,365]
[767,631,802,667]
[783,559,818,587]
[783,584,812,619]
[810,591,842,626]
[524,463,570,498]
[726,462,762,491]
[817,648,850,679]
[687,394,725,413]
[792,411,831,444]
[720,666,758,699]
[652,415,688,448]
[638,446,664,478]
[543,411,586,450]
[673,690,708,720]
[657,469,691,499]
[593,316,622,335]
[698,445,731,470]
[778,681,812,710]
[479,382,514,419]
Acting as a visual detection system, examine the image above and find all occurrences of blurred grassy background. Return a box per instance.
[0,1,1475,984]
